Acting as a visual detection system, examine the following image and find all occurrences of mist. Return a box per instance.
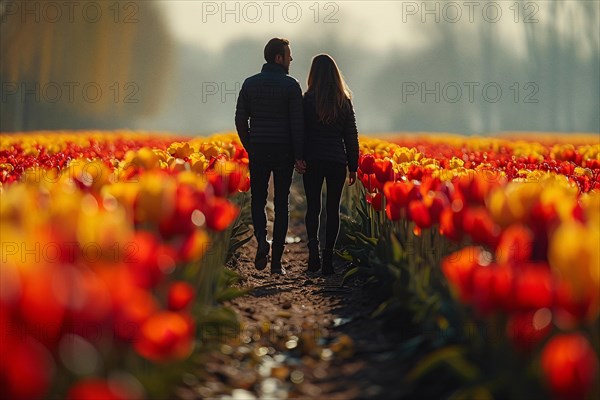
[1,1,598,135]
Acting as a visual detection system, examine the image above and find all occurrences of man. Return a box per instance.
[235,38,306,275]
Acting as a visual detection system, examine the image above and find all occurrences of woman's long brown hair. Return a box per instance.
[306,54,352,124]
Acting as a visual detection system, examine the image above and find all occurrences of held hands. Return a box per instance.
[294,159,307,174]
[348,171,357,186]
[294,162,355,184]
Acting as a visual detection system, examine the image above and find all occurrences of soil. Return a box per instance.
[177,179,405,400]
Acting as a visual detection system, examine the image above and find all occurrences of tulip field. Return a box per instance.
[341,134,600,400]
[1,131,599,399]
[1,132,251,399]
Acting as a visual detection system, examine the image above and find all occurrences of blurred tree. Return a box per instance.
[0,0,173,131]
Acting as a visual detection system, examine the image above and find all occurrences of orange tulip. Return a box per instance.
[134,311,195,362]
[441,247,481,302]
[180,230,211,263]
[495,224,534,264]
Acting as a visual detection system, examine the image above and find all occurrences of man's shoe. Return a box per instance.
[254,241,270,271]
[271,244,286,275]
[322,249,334,276]
[271,265,287,275]
[307,239,321,272]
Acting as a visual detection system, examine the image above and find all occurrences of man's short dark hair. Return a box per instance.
[264,38,290,63]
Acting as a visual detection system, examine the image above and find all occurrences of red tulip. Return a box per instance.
[407,184,423,203]
[159,184,207,238]
[462,207,500,248]
[407,200,432,229]
[405,164,423,181]
[127,232,177,289]
[491,265,515,311]
[529,200,559,233]
[420,176,438,193]
[471,262,514,316]
[207,173,226,197]
[470,173,494,204]
[571,202,586,223]
[67,379,138,400]
[439,180,454,200]
[513,264,554,310]
[441,247,480,302]
[383,181,413,208]
[506,310,552,352]
[359,172,370,191]
[63,267,113,338]
[234,143,248,160]
[366,192,383,211]
[167,282,196,311]
[239,174,251,192]
[359,154,375,174]
[373,159,394,183]
[541,334,599,400]
[553,281,596,328]
[470,264,514,315]
[227,170,243,194]
[204,198,239,231]
[0,337,54,400]
[428,192,449,224]
[385,202,402,221]
[439,206,464,242]
[469,264,495,314]
[360,173,381,192]
[18,265,66,346]
[112,286,159,342]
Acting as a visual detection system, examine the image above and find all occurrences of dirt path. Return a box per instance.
[177,180,405,399]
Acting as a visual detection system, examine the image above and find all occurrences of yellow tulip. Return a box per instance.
[549,221,600,318]
[134,173,176,224]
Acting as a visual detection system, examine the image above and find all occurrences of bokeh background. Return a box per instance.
[1,0,599,135]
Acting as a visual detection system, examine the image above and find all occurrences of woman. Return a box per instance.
[301,54,359,275]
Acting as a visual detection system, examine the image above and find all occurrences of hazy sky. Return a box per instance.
[2,1,597,133]
[149,1,598,134]
[159,1,598,58]
[162,1,530,53]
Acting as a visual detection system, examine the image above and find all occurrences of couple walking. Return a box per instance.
[235,38,359,276]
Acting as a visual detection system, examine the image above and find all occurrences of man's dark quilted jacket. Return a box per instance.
[235,63,304,160]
